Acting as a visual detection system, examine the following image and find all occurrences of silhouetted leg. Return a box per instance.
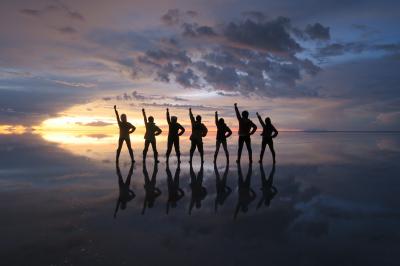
[222,140,229,162]
[198,142,204,163]
[267,140,276,164]
[143,140,150,161]
[116,138,124,162]
[214,140,221,162]
[151,140,159,162]
[237,136,244,163]
[245,137,252,163]
[125,137,135,162]
[259,138,267,163]
[174,138,181,163]
[189,141,196,163]
[166,138,173,161]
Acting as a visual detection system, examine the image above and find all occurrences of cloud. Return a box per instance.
[304,23,330,40]
[19,9,41,17]
[19,2,85,21]
[223,17,302,53]
[76,121,113,127]
[57,26,78,35]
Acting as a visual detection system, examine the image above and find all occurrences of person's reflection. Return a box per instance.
[257,163,277,209]
[114,161,135,218]
[166,162,185,214]
[234,162,256,219]
[189,162,207,215]
[214,162,231,213]
[142,162,161,214]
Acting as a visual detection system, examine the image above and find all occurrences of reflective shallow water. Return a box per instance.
[0,132,400,266]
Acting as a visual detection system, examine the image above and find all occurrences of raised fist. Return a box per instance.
[114,105,117,110]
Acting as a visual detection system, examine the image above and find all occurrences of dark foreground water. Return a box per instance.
[1,132,400,266]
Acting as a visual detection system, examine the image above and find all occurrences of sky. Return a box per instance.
[1,0,400,136]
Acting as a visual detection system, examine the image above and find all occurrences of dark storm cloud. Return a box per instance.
[181,23,216,38]
[316,42,400,58]
[223,17,302,53]
[304,23,330,40]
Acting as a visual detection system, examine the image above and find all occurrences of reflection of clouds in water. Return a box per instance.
[376,136,400,152]
[1,133,400,265]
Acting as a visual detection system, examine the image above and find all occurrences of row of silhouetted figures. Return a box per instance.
[114,161,277,219]
[114,103,278,164]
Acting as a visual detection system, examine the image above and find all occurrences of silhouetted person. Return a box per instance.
[189,108,208,163]
[234,103,257,163]
[142,108,162,163]
[214,161,231,213]
[114,161,135,218]
[114,105,136,162]
[257,112,278,164]
[166,161,185,214]
[257,163,277,209]
[214,111,232,163]
[166,108,185,163]
[142,162,161,214]
[234,163,256,219]
[189,162,207,215]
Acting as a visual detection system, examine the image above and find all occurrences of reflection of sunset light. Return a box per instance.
[0,125,27,135]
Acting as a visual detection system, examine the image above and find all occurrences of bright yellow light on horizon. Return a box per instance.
[0,125,27,135]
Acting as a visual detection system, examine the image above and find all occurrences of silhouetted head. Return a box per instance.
[121,202,127,209]
[265,117,271,125]
[242,111,249,118]
[171,116,177,123]
[218,118,225,125]
[148,116,154,123]
[196,115,201,122]
[121,114,127,122]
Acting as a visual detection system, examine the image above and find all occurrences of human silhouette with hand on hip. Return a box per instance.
[114,105,136,162]
[256,112,278,164]
[142,108,162,163]
[189,108,208,163]
[166,108,185,163]
[234,103,257,163]
[214,111,232,163]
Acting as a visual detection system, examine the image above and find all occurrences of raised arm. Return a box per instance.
[215,111,218,125]
[166,108,171,124]
[114,105,121,123]
[234,103,241,120]
[189,108,195,124]
[142,108,147,125]
[256,112,266,128]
